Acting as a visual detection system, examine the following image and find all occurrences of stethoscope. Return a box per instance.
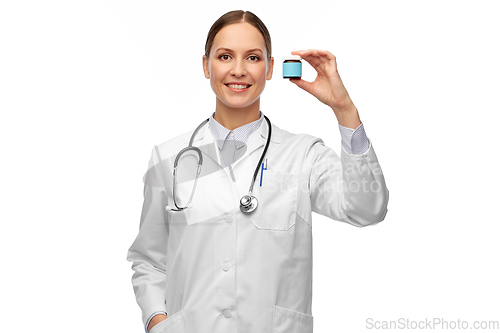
[168,115,272,214]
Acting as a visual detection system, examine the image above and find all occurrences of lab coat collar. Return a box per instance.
[183,113,282,168]
[183,113,282,145]
[209,111,264,151]
[230,114,281,169]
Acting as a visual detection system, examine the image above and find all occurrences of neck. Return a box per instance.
[213,99,261,130]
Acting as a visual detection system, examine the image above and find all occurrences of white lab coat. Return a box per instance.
[127,118,389,333]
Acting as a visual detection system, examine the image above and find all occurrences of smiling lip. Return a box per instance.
[225,82,252,92]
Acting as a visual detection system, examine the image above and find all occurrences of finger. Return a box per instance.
[291,50,337,77]
[316,50,338,71]
[316,50,336,61]
[292,49,318,59]
[293,49,335,60]
[291,50,318,66]
[296,49,326,59]
[289,78,315,95]
[293,50,323,70]
[296,49,335,63]
[303,50,339,76]
[296,50,334,74]
[304,50,336,67]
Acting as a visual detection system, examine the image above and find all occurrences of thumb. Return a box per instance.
[289,78,314,95]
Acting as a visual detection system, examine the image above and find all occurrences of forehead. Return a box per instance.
[212,22,266,53]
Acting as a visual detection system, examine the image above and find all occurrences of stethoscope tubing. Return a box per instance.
[171,114,272,212]
[249,115,271,195]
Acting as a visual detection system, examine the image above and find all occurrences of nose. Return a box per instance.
[230,58,246,77]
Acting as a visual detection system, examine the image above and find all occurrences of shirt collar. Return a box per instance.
[209,111,264,150]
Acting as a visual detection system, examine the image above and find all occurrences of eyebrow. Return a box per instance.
[215,47,264,54]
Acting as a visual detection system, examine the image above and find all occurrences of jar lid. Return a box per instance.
[283,55,302,61]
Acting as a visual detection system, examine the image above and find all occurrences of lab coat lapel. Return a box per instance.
[182,120,222,168]
[233,116,281,169]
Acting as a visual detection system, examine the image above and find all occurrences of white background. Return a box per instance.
[1,0,499,332]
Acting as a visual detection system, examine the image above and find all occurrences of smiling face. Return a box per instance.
[203,22,274,115]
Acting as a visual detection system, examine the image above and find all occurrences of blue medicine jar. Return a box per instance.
[283,55,302,78]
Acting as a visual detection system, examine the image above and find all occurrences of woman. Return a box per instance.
[128,10,389,333]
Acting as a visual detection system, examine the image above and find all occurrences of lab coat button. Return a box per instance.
[225,215,233,223]
[222,262,231,271]
[222,309,232,318]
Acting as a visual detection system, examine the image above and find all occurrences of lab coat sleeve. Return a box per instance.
[338,122,370,155]
[307,137,389,227]
[127,149,169,328]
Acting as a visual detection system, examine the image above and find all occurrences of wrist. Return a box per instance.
[148,314,168,331]
[332,103,361,129]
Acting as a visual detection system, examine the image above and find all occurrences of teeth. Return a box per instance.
[227,84,250,89]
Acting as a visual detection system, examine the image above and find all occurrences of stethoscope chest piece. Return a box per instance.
[240,194,258,213]
[167,115,271,214]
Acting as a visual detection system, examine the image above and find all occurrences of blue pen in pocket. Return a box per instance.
[260,159,268,186]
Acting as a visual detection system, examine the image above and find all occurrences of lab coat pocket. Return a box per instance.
[149,310,185,333]
[250,165,298,231]
[272,305,313,333]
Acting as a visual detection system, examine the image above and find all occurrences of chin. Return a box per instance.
[221,98,259,110]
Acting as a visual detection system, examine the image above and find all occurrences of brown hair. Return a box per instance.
[204,10,272,61]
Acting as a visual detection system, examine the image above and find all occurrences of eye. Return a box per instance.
[248,55,260,61]
[219,54,231,61]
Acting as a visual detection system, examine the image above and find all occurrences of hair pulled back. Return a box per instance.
[204,10,272,61]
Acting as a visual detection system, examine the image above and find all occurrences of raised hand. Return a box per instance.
[290,49,361,129]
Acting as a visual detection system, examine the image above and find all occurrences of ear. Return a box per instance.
[203,55,210,79]
[266,56,274,80]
